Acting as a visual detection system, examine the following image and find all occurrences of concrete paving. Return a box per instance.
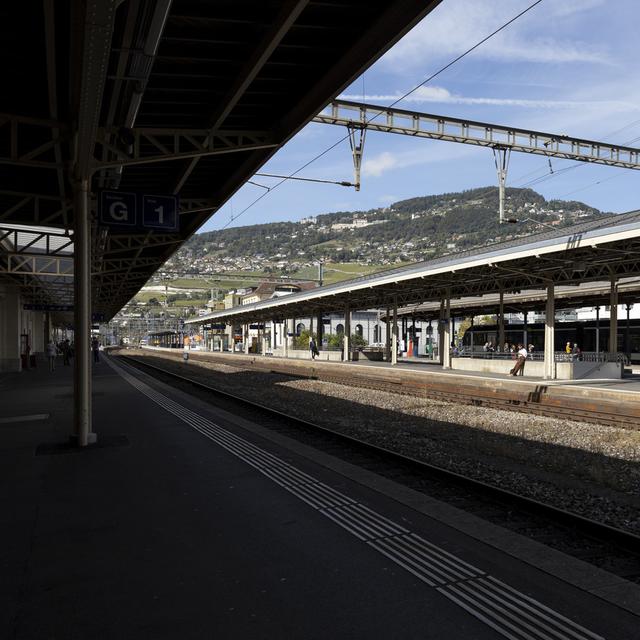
[2,354,639,639]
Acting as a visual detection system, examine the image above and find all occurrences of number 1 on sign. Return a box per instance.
[154,205,164,224]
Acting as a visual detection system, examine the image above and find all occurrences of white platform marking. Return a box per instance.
[109,358,605,640]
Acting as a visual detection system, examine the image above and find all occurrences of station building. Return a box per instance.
[187,210,640,380]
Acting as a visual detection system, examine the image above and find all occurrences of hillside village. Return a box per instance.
[108,186,610,342]
[156,186,606,283]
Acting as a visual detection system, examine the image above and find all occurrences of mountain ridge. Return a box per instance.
[164,186,608,277]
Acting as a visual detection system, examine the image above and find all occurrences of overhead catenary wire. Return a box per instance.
[219,0,545,230]
[515,132,640,191]
[513,126,640,189]
[255,173,354,187]
[512,117,640,185]
[557,172,626,199]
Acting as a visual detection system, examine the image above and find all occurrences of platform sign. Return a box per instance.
[99,191,137,227]
[142,195,178,231]
[98,191,179,232]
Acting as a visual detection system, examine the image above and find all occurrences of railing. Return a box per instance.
[290,345,343,352]
[456,350,629,364]
[456,350,544,361]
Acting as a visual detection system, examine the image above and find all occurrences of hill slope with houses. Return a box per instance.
[162,187,608,281]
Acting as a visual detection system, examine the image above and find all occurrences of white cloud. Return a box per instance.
[381,0,610,69]
[339,85,637,111]
[550,0,605,18]
[362,144,478,179]
[363,151,398,177]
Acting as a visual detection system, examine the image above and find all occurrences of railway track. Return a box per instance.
[139,350,640,429]
[117,353,640,585]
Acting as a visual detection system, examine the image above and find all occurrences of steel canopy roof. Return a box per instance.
[391,279,640,321]
[0,0,441,319]
[186,210,640,325]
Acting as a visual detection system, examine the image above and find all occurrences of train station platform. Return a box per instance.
[353,356,640,394]
[144,346,640,406]
[2,355,640,638]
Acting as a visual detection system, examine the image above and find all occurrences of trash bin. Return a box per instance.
[183,352,189,362]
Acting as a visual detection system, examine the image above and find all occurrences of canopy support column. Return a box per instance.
[385,307,391,362]
[595,306,600,353]
[609,277,618,354]
[343,305,350,361]
[438,300,445,365]
[391,298,398,366]
[442,290,451,369]
[498,290,505,351]
[283,320,289,357]
[625,304,631,357]
[316,312,323,347]
[544,284,555,380]
[261,325,267,356]
[72,178,95,446]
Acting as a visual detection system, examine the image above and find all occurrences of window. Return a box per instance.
[355,324,363,336]
[336,323,344,334]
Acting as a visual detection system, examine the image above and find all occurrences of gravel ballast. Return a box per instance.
[126,351,640,534]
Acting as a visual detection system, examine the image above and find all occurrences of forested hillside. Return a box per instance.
[167,186,607,276]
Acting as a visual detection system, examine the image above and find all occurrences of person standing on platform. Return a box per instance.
[572,343,581,362]
[91,337,100,363]
[61,339,71,366]
[510,343,528,376]
[565,341,572,355]
[309,336,319,360]
[46,340,57,372]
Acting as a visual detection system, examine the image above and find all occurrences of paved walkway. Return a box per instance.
[2,355,638,638]
[352,357,640,391]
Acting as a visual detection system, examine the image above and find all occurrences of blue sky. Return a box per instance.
[202,0,640,232]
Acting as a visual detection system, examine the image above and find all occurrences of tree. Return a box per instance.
[323,333,367,349]
[456,317,472,340]
[293,329,315,350]
[350,333,368,347]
